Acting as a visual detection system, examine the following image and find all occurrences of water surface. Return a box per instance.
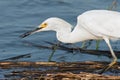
[0,0,120,62]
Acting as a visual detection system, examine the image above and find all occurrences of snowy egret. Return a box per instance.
[20,10,120,73]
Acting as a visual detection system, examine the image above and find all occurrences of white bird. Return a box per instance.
[21,10,120,73]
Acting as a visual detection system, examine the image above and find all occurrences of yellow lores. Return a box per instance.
[40,23,48,28]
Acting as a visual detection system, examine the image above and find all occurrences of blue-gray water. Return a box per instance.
[0,0,120,63]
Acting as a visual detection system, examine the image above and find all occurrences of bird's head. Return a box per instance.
[20,17,59,38]
[20,17,72,38]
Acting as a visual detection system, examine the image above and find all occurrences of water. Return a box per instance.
[0,0,120,62]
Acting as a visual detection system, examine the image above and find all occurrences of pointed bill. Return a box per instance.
[20,27,42,38]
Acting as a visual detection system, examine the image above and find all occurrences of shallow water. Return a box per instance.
[0,0,120,63]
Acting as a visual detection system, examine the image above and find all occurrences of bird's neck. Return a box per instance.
[56,25,97,43]
[54,20,73,43]
[56,29,71,43]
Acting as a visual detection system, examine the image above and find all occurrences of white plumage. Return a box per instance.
[21,10,120,73]
[79,10,120,38]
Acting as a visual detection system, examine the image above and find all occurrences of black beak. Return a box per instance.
[20,27,42,38]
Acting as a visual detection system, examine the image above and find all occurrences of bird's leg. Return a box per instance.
[48,41,60,62]
[82,40,100,50]
[81,40,100,50]
[99,37,117,74]
[96,40,100,50]
[81,41,86,49]
[81,40,92,49]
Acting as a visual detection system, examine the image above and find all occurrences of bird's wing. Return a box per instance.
[78,10,120,38]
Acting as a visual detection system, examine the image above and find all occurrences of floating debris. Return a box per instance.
[0,61,120,79]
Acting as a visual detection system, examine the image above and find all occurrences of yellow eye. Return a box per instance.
[41,23,48,28]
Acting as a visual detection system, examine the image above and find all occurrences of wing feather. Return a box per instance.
[78,10,120,38]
